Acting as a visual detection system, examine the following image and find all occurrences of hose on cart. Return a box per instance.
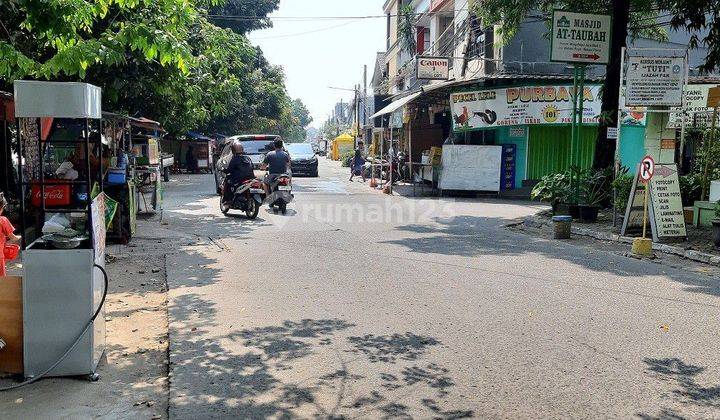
[0,264,109,392]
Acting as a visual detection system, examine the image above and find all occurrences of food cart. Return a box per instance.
[128,118,164,214]
[9,81,106,380]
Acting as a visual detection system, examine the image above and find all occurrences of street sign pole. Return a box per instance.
[570,64,587,203]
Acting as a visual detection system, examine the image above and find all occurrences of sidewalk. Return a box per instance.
[511,210,720,278]
[0,215,193,419]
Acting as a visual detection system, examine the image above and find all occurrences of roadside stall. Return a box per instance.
[3,81,107,381]
[331,133,355,161]
[161,131,214,173]
[129,118,164,214]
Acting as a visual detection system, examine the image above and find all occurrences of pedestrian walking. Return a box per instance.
[350,141,366,182]
[0,193,21,277]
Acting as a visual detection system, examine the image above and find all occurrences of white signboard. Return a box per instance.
[668,84,717,128]
[625,56,686,107]
[450,85,602,131]
[621,163,686,241]
[606,127,618,139]
[417,57,449,80]
[649,164,687,240]
[550,10,611,64]
[439,145,502,192]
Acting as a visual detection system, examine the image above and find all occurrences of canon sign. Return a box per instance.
[416,57,449,80]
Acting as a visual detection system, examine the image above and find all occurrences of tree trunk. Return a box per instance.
[593,0,630,169]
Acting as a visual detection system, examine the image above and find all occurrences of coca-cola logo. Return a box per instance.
[33,189,66,199]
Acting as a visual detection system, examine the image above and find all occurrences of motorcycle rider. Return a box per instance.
[222,141,256,206]
[260,139,291,201]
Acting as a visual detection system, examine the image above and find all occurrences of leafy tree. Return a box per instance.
[209,0,280,34]
[472,0,718,169]
[0,0,294,136]
[282,98,313,142]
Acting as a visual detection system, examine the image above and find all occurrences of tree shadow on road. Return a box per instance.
[168,298,474,418]
[382,215,720,298]
[636,357,720,419]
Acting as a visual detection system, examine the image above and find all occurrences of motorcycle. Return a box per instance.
[267,173,293,215]
[220,178,265,219]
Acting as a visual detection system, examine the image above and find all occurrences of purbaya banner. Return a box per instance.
[450,85,602,131]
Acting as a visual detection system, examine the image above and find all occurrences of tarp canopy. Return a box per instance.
[370,91,422,119]
[186,131,213,141]
[14,81,102,119]
[334,133,354,143]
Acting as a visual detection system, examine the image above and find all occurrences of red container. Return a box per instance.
[4,244,19,261]
[31,181,72,207]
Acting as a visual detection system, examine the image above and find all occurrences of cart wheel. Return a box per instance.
[88,373,100,382]
[279,202,287,215]
[220,199,230,215]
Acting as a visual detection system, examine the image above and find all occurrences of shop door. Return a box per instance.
[527,126,597,180]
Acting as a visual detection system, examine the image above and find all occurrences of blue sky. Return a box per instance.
[247,0,387,128]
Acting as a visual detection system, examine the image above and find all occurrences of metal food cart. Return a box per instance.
[13,81,107,380]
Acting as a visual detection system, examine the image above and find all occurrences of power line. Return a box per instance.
[207,9,471,22]
[250,19,364,40]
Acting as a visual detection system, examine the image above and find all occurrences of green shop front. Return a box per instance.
[450,81,602,191]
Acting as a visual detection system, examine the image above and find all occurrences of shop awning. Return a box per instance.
[370,91,423,119]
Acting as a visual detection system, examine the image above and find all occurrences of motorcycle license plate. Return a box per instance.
[250,188,264,194]
[278,185,291,191]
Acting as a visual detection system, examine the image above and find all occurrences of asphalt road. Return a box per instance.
[161,159,720,419]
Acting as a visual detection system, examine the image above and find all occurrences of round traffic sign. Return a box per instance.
[640,155,655,182]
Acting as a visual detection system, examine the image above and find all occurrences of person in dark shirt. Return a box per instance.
[222,142,255,205]
[349,140,366,182]
[186,146,198,174]
[261,139,290,197]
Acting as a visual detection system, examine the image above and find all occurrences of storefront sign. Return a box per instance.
[668,84,717,128]
[649,164,686,239]
[450,85,602,131]
[550,10,611,64]
[625,56,686,107]
[416,57,449,80]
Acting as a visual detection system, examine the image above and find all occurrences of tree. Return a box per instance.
[0,0,294,136]
[471,0,719,169]
[209,0,281,34]
[282,99,313,142]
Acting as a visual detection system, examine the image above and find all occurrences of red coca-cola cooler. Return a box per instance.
[31,180,72,207]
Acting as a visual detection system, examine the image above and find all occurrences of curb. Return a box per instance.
[571,226,720,266]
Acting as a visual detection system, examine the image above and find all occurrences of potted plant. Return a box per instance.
[712,200,720,248]
[531,172,571,214]
[578,168,612,223]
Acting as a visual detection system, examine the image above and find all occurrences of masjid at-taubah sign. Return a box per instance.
[550,10,611,64]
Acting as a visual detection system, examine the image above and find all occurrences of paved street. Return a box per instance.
[160,159,720,419]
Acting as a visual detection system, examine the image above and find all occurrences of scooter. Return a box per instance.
[267,173,293,215]
[220,178,265,219]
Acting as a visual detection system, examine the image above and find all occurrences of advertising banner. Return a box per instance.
[625,56,686,107]
[450,85,602,131]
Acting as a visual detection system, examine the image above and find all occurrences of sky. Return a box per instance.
[247,0,387,129]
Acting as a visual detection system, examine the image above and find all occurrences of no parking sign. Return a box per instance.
[639,156,655,183]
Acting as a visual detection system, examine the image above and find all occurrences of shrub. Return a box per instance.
[580,167,613,207]
[679,174,702,207]
[340,151,355,167]
[531,171,572,206]
[611,170,633,213]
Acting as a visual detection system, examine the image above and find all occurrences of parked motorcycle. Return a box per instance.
[220,178,265,219]
[267,173,293,215]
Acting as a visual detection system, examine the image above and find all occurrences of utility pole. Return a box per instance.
[363,65,368,141]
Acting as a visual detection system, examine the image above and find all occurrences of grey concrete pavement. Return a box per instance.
[161,158,720,419]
